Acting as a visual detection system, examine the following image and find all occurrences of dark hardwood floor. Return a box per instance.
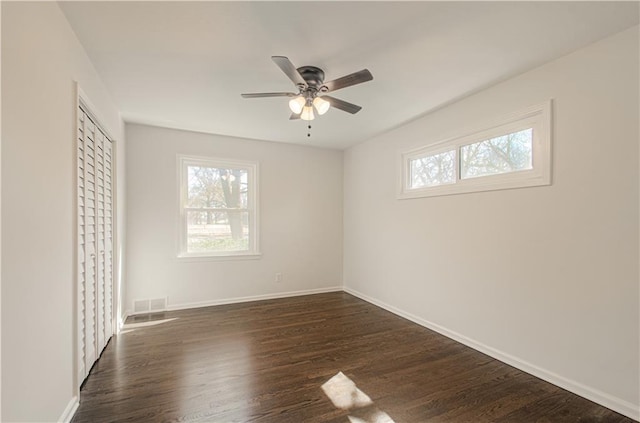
[72,292,633,423]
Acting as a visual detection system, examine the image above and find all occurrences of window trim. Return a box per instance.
[398,101,552,199]
[177,155,260,259]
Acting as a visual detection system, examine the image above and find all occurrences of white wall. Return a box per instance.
[1,3,125,421]
[344,26,639,419]
[125,124,343,313]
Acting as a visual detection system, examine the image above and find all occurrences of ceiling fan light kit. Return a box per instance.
[288,95,330,121]
[242,56,373,124]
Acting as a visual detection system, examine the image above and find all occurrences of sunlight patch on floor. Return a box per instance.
[348,412,395,423]
[122,317,179,331]
[322,371,373,409]
[322,371,396,423]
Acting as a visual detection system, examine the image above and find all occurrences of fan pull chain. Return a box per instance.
[307,124,311,138]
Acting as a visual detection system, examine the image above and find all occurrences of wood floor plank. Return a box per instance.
[72,292,634,423]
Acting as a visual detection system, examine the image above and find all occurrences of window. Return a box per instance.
[460,128,533,179]
[178,156,259,258]
[410,149,456,188]
[399,101,551,199]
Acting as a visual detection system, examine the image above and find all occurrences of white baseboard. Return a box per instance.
[343,286,640,422]
[118,311,129,332]
[127,286,343,316]
[58,395,79,423]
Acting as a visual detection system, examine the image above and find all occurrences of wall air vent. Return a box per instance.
[133,299,150,314]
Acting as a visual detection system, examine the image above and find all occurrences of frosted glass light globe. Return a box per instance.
[300,105,315,121]
[313,96,330,115]
[288,96,305,114]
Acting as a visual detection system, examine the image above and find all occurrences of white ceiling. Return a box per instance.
[59,1,639,149]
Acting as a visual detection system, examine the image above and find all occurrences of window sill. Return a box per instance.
[176,252,262,262]
[398,169,549,199]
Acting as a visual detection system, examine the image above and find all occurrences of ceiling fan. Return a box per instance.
[241,56,373,121]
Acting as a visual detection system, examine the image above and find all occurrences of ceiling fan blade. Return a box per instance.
[272,56,306,87]
[241,92,296,98]
[289,113,300,120]
[323,69,373,92]
[323,95,362,114]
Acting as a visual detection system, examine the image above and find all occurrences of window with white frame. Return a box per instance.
[399,101,551,199]
[178,156,259,258]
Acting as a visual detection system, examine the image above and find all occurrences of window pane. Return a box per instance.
[461,128,533,179]
[187,210,249,253]
[187,166,248,209]
[410,150,456,188]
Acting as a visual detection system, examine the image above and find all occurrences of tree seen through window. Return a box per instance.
[186,165,249,253]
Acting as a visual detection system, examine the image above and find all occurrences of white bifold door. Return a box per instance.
[77,104,114,386]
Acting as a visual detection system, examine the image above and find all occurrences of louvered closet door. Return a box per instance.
[95,130,106,354]
[77,105,114,385]
[103,138,114,339]
[79,112,97,381]
[77,111,88,384]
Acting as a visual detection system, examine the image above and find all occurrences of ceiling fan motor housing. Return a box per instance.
[297,66,325,89]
